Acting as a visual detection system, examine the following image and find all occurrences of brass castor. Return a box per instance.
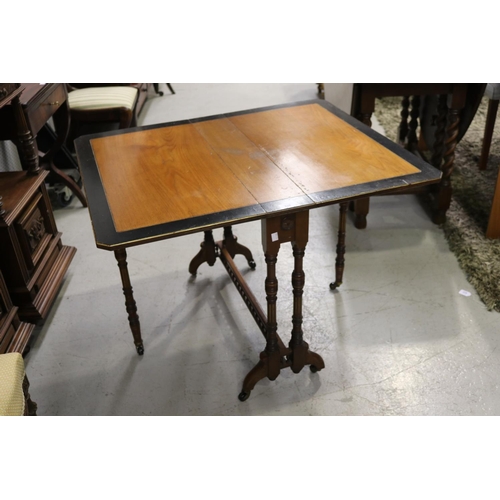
[248,260,256,269]
[330,281,341,290]
[136,344,145,355]
[310,365,319,373]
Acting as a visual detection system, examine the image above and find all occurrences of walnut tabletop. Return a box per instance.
[75,100,440,250]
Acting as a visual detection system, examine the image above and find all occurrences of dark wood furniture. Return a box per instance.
[75,100,441,400]
[0,171,76,323]
[350,83,478,228]
[152,83,175,97]
[0,269,34,354]
[68,84,164,125]
[0,83,87,207]
[67,86,139,133]
[479,84,500,171]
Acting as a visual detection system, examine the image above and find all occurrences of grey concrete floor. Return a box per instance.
[24,83,500,415]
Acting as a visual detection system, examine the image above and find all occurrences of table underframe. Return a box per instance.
[111,206,351,401]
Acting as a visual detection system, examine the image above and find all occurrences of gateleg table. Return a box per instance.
[75,100,441,401]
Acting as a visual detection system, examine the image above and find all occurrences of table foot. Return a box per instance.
[288,338,325,374]
[223,226,256,269]
[306,348,325,373]
[239,349,288,401]
[189,230,217,275]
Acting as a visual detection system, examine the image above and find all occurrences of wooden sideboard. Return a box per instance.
[0,171,76,322]
[0,84,76,329]
[0,267,34,354]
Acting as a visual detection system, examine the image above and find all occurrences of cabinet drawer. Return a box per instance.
[15,192,53,270]
[28,83,66,135]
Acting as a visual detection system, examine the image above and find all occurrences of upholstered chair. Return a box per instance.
[0,352,37,416]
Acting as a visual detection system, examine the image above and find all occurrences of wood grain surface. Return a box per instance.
[229,104,419,194]
[90,103,421,233]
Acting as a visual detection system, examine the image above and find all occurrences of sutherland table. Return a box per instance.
[75,100,441,401]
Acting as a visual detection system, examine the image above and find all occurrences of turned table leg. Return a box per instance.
[114,248,144,355]
[288,211,324,374]
[431,94,448,169]
[239,211,324,400]
[432,86,467,224]
[352,93,376,229]
[330,202,348,290]
[238,230,281,401]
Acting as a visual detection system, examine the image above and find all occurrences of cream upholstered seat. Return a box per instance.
[68,86,138,111]
[67,86,139,137]
[0,352,27,416]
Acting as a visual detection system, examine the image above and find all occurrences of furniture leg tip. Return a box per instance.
[136,344,144,355]
[329,281,341,290]
[238,390,251,401]
[248,260,256,269]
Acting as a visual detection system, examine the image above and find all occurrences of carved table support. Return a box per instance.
[431,88,466,224]
[222,226,256,268]
[398,96,410,144]
[430,94,448,169]
[114,248,144,355]
[237,211,324,401]
[189,226,256,275]
[189,230,217,275]
[407,95,421,150]
[330,202,348,290]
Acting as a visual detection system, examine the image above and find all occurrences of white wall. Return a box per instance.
[323,83,354,114]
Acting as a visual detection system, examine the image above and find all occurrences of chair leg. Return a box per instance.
[479,99,499,170]
[166,83,175,95]
[153,84,164,97]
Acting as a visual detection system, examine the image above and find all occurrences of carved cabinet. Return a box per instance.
[0,170,76,323]
[0,267,34,353]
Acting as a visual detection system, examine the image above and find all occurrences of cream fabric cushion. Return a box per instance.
[0,352,25,416]
[68,86,138,111]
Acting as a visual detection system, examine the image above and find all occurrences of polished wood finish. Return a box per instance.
[0,270,35,354]
[90,103,421,234]
[76,100,441,399]
[114,248,143,355]
[330,202,348,290]
[0,83,87,206]
[0,171,76,322]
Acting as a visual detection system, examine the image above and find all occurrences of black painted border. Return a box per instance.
[75,99,442,250]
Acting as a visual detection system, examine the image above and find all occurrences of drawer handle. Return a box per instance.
[44,101,59,106]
